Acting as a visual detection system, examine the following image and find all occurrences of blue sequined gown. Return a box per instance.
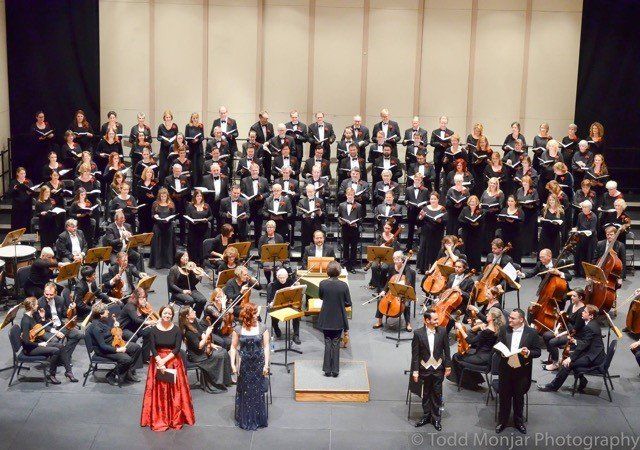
[235,325,268,430]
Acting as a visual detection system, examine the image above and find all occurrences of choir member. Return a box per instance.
[266,268,301,343]
[468,136,491,196]
[272,144,300,180]
[69,188,98,247]
[586,154,610,208]
[338,187,364,273]
[443,134,468,174]
[443,159,474,196]
[601,178,622,216]
[302,145,331,180]
[201,162,228,233]
[185,189,213,265]
[212,106,239,160]
[135,167,159,234]
[502,122,527,154]
[503,138,526,194]
[301,229,336,268]
[349,114,371,149]
[107,170,126,207]
[539,194,565,257]
[31,110,56,166]
[168,251,208,317]
[416,193,447,273]
[483,152,508,195]
[466,122,485,154]
[480,177,505,253]
[561,123,580,162]
[373,170,399,207]
[95,128,123,172]
[603,198,630,245]
[250,111,274,176]
[497,195,524,264]
[236,143,261,180]
[129,112,152,146]
[267,124,296,167]
[109,182,138,231]
[571,139,594,186]
[554,162,574,205]
[9,167,35,231]
[130,124,154,170]
[337,127,359,161]
[69,109,95,155]
[165,163,191,245]
[307,112,336,160]
[515,175,540,256]
[298,184,325,247]
[338,167,369,207]
[46,170,68,207]
[285,109,308,161]
[513,155,539,192]
[373,191,404,233]
[240,163,270,247]
[305,165,330,203]
[531,122,553,173]
[372,108,401,150]
[185,112,205,185]
[366,221,399,292]
[257,220,286,285]
[588,121,605,155]
[538,139,564,200]
[149,188,177,270]
[458,196,485,271]
[573,179,599,225]
[35,186,65,248]
[338,143,367,185]
[373,251,415,331]
[373,144,402,185]
[205,128,230,171]
[157,110,179,180]
[100,110,123,138]
[573,200,598,277]
[368,130,387,163]
[405,172,430,251]
[174,147,192,175]
[220,185,249,241]
[62,129,82,167]
[407,151,435,190]
[404,116,429,163]
[444,173,470,236]
[42,150,67,181]
[54,219,87,263]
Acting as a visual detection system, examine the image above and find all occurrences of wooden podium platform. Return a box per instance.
[293,359,370,402]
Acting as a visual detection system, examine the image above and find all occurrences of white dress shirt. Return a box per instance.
[382,122,389,137]
[510,325,525,353]
[314,245,323,258]
[318,124,325,141]
[231,200,238,224]
[70,233,81,256]
[48,299,61,328]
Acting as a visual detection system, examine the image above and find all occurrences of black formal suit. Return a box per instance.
[484,252,514,270]
[348,125,371,148]
[373,181,399,207]
[73,278,110,319]
[249,121,274,144]
[593,239,626,279]
[267,134,295,157]
[87,319,142,377]
[338,201,364,269]
[368,141,388,163]
[405,185,430,249]
[201,173,229,232]
[261,195,293,239]
[371,120,401,148]
[337,139,361,160]
[444,273,475,304]
[373,155,402,184]
[302,156,331,180]
[430,128,454,191]
[236,156,262,179]
[411,326,451,421]
[271,155,300,179]
[338,179,370,206]
[55,230,88,262]
[524,259,573,282]
[275,177,301,246]
[307,122,336,159]
[302,243,335,268]
[373,203,404,231]
[211,117,239,156]
[298,196,325,246]
[496,325,541,426]
[338,156,367,184]
[37,294,85,357]
[167,265,207,316]
[377,265,416,324]
[104,222,143,270]
[219,196,249,239]
[404,127,429,147]
[285,121,308,161]
[164,173,191,243]
[103,262,141,299]
[240,175,270,245]
[305,175,330,202]
[318,277,352,374]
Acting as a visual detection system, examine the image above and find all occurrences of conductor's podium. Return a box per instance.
[294,360,370,402]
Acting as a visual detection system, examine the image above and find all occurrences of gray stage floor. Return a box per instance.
[1,265,639,450]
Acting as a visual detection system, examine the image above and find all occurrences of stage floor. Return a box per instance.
[1,265,639,450]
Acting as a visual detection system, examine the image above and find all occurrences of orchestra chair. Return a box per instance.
[457,356,493,405]
[490,352,528,423]
[8,324,50,387]
[626,231,635,276]
[571,339,616,402]
[15,265,32,297]
[81,328,121,387]
[181,352,205,392]
[405,373,424,420]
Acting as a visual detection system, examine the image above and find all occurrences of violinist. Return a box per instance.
[573,200,598,278]
[25,247,60,298]
[223,266,255,317]
[538,304,604,394]
[373,251,416,331]
[74,266,117,319]
[449,307,504,390]
[9,167,35,231]
[440,259,475,333]
[540,289,586,372]
[54,219,87,263]
[87,303,142,386]
[302,230,336,269]
[366,222,398,292]
[135,166,159,233]
[298,184,325,247]
[203,288,234,349]
[373,191,404,232]
[118,287,157,366]
[179,306,233,394]
[168,251,208,318]
[593,226,627,282]
[257,220,287,285]
[267,268,301,344]
[405,171,430,251]
[104,252,144,302]
[106,211,144,271]
[20,297,74,384]
[411,308,451,431]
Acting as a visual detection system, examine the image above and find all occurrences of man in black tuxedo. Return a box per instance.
[74,266,117,320]
[430,116,454,192]
[285,109,308,161]
[496,308,542,435]
[275,165,300,247]
[55,219,88,263]
[202,162,229,233]
[302,230,335,268]
[338,167,369,207]
[307,112,335,159]
[373,144,402,185]
[371,108,401,150]
[261,183,293,241]
[164,163,192,245]
[302,145,331,180]
[219,185,249,240]
[337,127,359,161]
[267,124,296,166]
[347,115,370,153]
[236,142,261,179]
[250,111,275,178]
[240,163,270,247]
[271,145,300,180]
[403,116,429,150]
[538,304,605,395]
[105,211,143,271]
[338,143,367,185]
[298,185,325,247]
[521,248,572,297]
[103,251,145,301]
[211,105,239,159]
[593,226,627,280]
[338,187,364,273]
[405,173,430,251]
[411,308,451,430]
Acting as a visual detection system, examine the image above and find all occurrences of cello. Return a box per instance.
[421,237,463,297]
[623,289,640,335]
[378,251,414,319]
[584,221,631,312]
[529,235,579,334]
[471,243,512,305]
[433,270,476,328]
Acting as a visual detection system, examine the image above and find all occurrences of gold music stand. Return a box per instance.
[229,241,252,260]
[435,263,456,278]
[386,282,416,347]
[582,262,607,285]
[0,304,20,330]
[126,233,154,251]
[306,256,334,274]
[366,246,394,267]
[137,275,157,291]
[270,285,306,372]
[260,243,289,271]
[56,261,81,284]
[216,268,236,288]
[0,228,26,248]
[84,246,112,283]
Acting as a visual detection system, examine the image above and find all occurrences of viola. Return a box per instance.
[422,238,464,296]
[433,270,476,328]
[471,243,512,305]
[29,323,48,341]
[111,314,126,348]
[378,251,413,319]
[111,265,126,299]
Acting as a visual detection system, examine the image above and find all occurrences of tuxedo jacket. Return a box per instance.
[338,201,364,229]
[373,155,403,181]
[338,179,370,203]
[307,122,336,158]
[302,244,336,268]
[272,155,300,179]
[338,156,367,183]
[445,273,474,303]
[249,121,274,144]
[373,181,399,204]
[347,125,371,145]
[219,197,249,228]
[164,174,191,201]
[211,118,239,149]
[403,127,429,145]
[240,176,270,209]
[429,128,454,153]
[411,326,451,377]
[236,157,262,178]
[55,230,88,261]
[496,325,542,380]
[524,258,572,282]
[298,197,325,221]
[571,319,605,364]
[337,140,364,160]
[205,138,230,155]
[267,135,296,157]
[284,121,308,157]
[371,120,401,145]
[261,195,293,220]
[103,262,141,295]
[404,185,430,212]
[201,174,230,205]
[74,278,109,318]
[302,157,331,179]
[104,222,134,253]
[37,295,70,326]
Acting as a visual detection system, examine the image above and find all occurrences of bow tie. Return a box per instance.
[352,158,358,162]
[221,120,226,124]
[231,200,238,203]
[318,124,324,128]
[274,198,280,202]
[213,176,220,180]
[347,201,354,205]
[384,157,390,160]
[382,122,389,126]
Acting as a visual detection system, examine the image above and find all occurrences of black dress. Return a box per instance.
[480,191,504,254]
[185,124,205,185]
[69,122,94,154]
[9,179,34,231]
[497,207,524,263]
[135,180,159,233]
[149,203,177,269]
[35,199,65,248]
[184,321,232,389]
[539,209,564,256]
[69,201,99,247]
[531,135,552,172]
[94,138,123,172]
[458,207,485,271]
[157,123,179,180]
[444,187,469,235]
[515,187,540,256]
[449,329,498,386]
[417,206,447,272]
[185,203,213,265]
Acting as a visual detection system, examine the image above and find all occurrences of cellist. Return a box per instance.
[593,225,627,282]
[440,259,475,334]
[373,251,416,332]
[267,268,301,345]
[541,289,586,372]
[521,248,572,288]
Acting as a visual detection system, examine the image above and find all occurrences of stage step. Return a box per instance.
[294,359,370,402]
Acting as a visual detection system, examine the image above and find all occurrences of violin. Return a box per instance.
[138,302,160,322]
[471,243,512,305]
[110,314,126,348]
[422,238,464,296]
[584,220,631,312]
[179,261,214,281]
[433,270,476,328]
[377,251,413,319]
[363,225,403,271]
[29,322,51,341]
[111,265,126,299]
[529,235,579,334]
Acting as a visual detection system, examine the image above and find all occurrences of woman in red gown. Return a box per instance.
[141,305,195,431]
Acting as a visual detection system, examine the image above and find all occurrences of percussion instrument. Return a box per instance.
[0,245,36,278]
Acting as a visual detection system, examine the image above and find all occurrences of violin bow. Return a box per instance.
[210,278,261,330]
[44,316,77,344]
[124,316,152,347]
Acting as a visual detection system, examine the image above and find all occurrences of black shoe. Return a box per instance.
[372,323,383,329]
[415,416,430,427]
[292,335,301,345]
[537,384,557,392]
[577,376,588,392]
[125,371,140,383]
[495,423,506,434]
[348,268,356,274]
[332,372,339,378]
[65,372,78,383]
[105,372,119,386]
[273,328,282,339]
[433,419,442,431]
[515,423,527,434]
[47,374,61,385]
[324,372,331,377]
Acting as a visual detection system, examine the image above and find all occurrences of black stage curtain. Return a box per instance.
[5,0,100,182]
[575,0,640,191]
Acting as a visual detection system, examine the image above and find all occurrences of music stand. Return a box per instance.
[366,246,394,267]
[56,261,81,284]
[261,243,289,272]
[582,263,607,284]
[306,256,334,274]
[229,241,252,260]
[137,275,157,291]
[270,285,306,372]
[385,282,416,347]
[84,246,112,283]
[216,269,236,288]
[126,233,154,252]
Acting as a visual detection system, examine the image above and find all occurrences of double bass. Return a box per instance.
[378,251,413,318]
[433,270,476,328]
[584,221,631,312]
[421,237,463,296]
[529,235,579,334]
[471,243,512,305]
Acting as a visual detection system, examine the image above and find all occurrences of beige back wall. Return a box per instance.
[99,0,582,150]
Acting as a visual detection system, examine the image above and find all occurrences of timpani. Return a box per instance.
[0,245,36,278]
